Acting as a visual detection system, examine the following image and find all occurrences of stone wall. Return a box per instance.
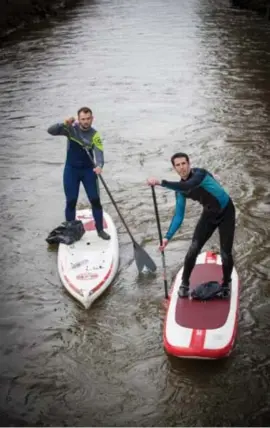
[0,0,79,37]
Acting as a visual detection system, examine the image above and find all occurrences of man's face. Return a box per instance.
[78,111,93,130]
[173,156,190,180]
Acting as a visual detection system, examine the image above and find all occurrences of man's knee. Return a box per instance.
[221,250,233,265]
[186,240,200,259]
[66,198,77,209]
[90,198,102,209]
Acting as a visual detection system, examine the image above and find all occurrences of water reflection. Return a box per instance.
[0,0,270,426]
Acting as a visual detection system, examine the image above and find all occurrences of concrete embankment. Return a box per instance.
[1,0,79,38]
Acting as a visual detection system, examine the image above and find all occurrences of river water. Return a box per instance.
[0,0,270,426]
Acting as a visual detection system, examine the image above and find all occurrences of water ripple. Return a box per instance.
[0,0,270,426]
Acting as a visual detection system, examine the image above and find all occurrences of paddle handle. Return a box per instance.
[151,186,169,299]
[84,148,135,243]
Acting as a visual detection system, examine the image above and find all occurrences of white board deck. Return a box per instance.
[58,209,119,309]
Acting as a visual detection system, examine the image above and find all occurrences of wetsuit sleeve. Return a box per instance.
[161,168,205,191]
[47,122,70,137]
[92,132,104,168]
[165,193,186,240]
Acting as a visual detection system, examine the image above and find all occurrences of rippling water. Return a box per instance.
[0,0,270,426]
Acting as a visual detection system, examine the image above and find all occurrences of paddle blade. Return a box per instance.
[133,241,157,273]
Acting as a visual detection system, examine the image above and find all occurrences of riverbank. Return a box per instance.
[231,0,270,18]
[2,0,269,40]
[0,0,80,38]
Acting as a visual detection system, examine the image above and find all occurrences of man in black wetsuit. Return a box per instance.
[147,152,235,298]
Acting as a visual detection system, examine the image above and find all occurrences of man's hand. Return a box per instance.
[159,238,168,252]
[64,117,76,125]
[93,166,102,175]
[147,177,161,186]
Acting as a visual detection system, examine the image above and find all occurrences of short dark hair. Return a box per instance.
[77,106,93,116]
[171,152,190,166]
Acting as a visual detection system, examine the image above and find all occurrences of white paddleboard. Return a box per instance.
[58,208,119,309]
[164,250,240,359]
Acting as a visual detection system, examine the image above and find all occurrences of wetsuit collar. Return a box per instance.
[181,168,193,181]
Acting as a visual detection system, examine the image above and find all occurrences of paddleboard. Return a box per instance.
[58,208,119,309]
[163,250,240,359]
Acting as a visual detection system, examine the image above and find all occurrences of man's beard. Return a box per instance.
[80,124,91,130]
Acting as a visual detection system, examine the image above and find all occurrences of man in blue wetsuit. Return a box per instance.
[147,152,235,298]
[47,106,110,240]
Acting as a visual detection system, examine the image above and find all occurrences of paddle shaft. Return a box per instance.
[84,148,136,244]
[151,186,169,298]
[80,147,156,272]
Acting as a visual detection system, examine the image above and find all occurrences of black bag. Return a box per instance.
[46,220,85,245]
[190,281,225,301]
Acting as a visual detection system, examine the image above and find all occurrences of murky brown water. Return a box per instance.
[0,0,270,426]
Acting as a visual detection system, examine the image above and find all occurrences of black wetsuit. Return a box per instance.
[161,168,235,285]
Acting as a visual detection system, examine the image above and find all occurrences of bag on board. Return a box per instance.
[190,281,228,300]
[46,220,85,245]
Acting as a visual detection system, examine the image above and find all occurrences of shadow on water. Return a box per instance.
[0,411,34,427]
[230,0,270,19]
[167,353,231,377]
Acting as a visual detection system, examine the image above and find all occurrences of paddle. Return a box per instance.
[151,186,169,299]
[84,148,157,273]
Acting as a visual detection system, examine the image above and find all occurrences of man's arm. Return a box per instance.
[92,132,104,168]
[165,193,186,240]
[161,168,206,192]
[47,118,75,137]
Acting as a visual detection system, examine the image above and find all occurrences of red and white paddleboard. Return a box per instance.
[58,209,119,309]
[163,251,240,359]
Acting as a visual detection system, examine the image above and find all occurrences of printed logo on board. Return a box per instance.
[76,272,99,280]
[71,259,88,269]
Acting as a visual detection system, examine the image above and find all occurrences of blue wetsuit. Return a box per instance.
[47,121,105,231]
[161,168,235,285]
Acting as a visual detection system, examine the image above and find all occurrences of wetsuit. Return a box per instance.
[161,168,235,285]
[47,121,105,232]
